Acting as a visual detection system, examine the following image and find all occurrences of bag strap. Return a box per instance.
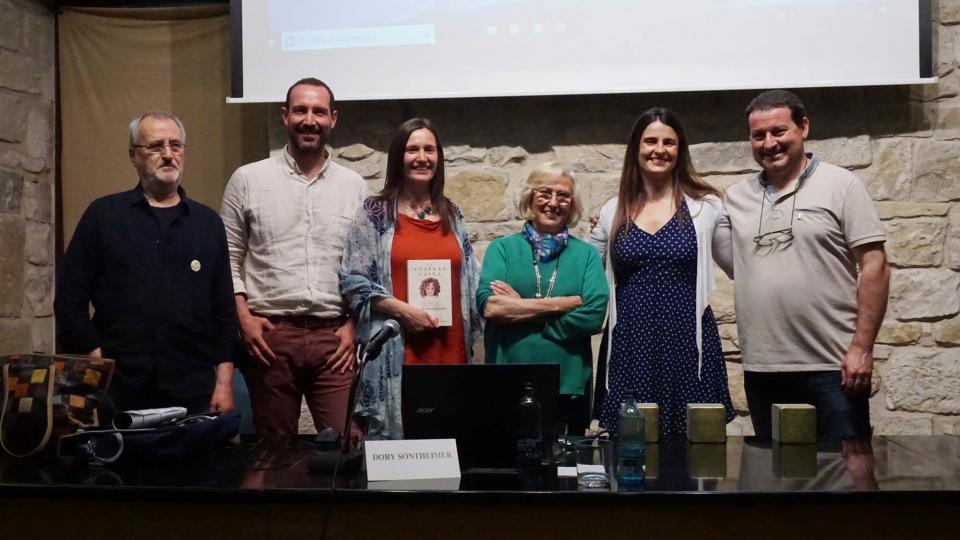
[1,363,56,458]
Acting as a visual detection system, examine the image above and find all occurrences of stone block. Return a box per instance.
[346,157,382,180]
[875,202,949,220]
[488,146,528,167]
[297,398,315,434]
[364,177,384,196]
[886,217,947,267]
[935,102,960,135]
[949,205,960,270]
[337,143,374,161]
[944,0,960,24]
[24,99,53,160]
[0,150,22,168]
[0,318,32,355]
[727,415,754,437]
[806,136,872,169]
[870,366,883,397]
[912,140,960,201]
[889,268,960,320]
[876,320,922,345]
[718,324,740,350]
[704,173,752,195]
[24,264,52,317]
[31,316,53,354]
[690,141,756,174]
[445,170,508,221]
[22,157,45,173]
[470,220,526,242]
[0,50,43,95]
[22,10,54,62]
[0,1,23,51]
[22,179,51,223]
[933,317,960,345]
[885,347,960,414]
[472,240,490,263]
[872,413,934,436]
[445,145,486,164]
[25,221,51,265]
[0,168,23,213]
[726,360,747,413]
[0,91,27,143]
[0,215,25,317]
[859,138,913,201]
[585,174,620,215]
[552,144,624,174]
[710,271,735,324]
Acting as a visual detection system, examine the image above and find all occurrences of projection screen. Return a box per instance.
[230,0,933,103]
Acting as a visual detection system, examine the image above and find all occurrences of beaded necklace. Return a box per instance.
[532,248,559,299]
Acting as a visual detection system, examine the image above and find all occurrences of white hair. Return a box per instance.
[128,111,187,148]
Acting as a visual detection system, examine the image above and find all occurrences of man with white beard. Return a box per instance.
[220,78,367,436]
[56,111,237,417]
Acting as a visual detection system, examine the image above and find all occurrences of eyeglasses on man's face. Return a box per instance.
[133,140,185,154]
[534,187,572,205]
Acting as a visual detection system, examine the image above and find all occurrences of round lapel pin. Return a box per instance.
[190,260,201,272]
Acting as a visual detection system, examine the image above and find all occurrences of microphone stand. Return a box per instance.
[307,341,375,473]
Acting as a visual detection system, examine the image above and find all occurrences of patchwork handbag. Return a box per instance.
[0,354,115,458]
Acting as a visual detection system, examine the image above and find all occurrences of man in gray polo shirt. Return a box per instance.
[719,90,890,440]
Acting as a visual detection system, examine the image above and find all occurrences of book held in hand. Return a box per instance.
[407,259,453,327]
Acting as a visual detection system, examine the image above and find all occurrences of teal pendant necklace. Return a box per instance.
[409,199,433,220]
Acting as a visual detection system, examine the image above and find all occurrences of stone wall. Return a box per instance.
[0,0,55,355]
[274,5,960,435]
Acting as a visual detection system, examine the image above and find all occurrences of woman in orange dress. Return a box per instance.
[340,118,481,439]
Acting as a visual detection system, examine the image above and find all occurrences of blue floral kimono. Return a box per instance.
[339,197,482,439]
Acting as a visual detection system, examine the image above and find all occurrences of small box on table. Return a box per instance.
[637,403,659,443]
[772,404,816,444]
[686,403,726,443]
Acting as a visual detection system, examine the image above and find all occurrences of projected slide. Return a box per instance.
[237,0,927,101]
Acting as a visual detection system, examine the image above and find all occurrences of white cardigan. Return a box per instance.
[590,194,733,383]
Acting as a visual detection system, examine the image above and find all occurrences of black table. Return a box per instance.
[2,435,958,539]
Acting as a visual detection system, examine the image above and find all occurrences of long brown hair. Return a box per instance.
[611,107,719,255]
[376,117,456,234]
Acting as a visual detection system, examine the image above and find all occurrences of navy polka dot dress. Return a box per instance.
[599,201,735,435]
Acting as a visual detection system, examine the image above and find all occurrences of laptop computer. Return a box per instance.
[402,364,560,471]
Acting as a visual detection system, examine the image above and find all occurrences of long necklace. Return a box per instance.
[407,198,433,220]
[532,249,559,299]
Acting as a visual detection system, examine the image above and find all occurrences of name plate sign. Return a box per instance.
[365,439,461,482]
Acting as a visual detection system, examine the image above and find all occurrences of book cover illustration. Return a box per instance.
[407,259,453,327]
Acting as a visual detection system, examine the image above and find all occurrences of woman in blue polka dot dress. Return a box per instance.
[591,108,736,435]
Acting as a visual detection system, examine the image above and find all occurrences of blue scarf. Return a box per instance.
[522,222,569,263]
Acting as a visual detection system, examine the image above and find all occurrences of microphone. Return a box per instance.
[307,318,401,474]
[364,319,400,359]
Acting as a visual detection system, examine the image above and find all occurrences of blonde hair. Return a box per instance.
[517,161,582,227]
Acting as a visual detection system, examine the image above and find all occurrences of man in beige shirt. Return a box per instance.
[221,78,368,435]
[719,90,890,440]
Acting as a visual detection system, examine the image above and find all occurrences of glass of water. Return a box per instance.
[575,438,612,488]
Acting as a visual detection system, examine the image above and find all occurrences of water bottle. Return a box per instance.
[615,390,646,486]
[516,382,542,458]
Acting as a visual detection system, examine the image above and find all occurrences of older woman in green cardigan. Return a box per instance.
[477,162,609,435]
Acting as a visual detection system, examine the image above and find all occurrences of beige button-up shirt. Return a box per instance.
[220,147,368,317]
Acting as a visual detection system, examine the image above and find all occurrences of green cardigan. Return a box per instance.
[477,233,609,395]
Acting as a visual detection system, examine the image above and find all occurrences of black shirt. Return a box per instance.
[55,185,238,401]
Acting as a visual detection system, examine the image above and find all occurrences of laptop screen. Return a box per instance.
[401,364,560,470]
